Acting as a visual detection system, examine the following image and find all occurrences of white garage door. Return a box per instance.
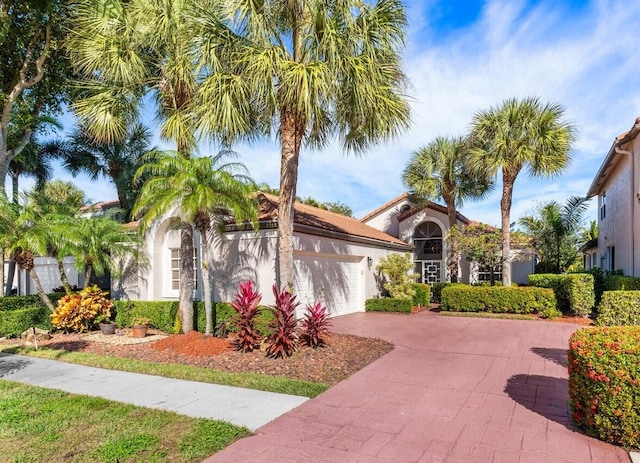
[293,253,363,317]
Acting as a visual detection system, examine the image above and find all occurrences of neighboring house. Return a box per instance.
[579,238,598,271]
[587,116,640,275]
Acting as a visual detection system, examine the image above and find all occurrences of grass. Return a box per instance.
[0,380,251,463]
[438,311,538,321]
[2,346,328,398]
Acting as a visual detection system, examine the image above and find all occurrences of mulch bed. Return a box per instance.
[12,330,394,386]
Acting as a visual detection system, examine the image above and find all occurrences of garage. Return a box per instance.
[293,252,364,317]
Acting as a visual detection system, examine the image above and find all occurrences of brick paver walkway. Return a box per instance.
[205,311,630,463]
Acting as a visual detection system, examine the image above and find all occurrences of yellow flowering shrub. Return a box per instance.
[50,285,113,332]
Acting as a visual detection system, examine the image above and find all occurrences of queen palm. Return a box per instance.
[69,0,203,322]
[469,97,576,286]
[133,150,256,334]
[403,136,492,282]
[194,0,411,288]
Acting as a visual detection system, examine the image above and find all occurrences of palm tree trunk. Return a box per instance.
[0,248,5,297]
[501,168,520,287]
[84,266,93,288]
[4,257,16,296]
[200,231,213,337]
[179,222,195,333]
[444,192,459,283]
[277,108,304,289]
[28,268,56,312]
[57,259,72,294]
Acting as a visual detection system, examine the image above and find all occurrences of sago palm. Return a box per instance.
[133,150,257,335]
[469,97,575,286]
[193,0,411,287]
[403,136,492,282]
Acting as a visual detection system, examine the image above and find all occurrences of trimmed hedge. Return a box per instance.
[569,326,640,447]
[0,306,53,337]
[411,283,431,307]
[441,284,559,318]
[365,298,412,313]
[0,293,64,311]
[528,273,594,316]
[431,282,450,303]
[596,291,640,326]
[605,275,640,291]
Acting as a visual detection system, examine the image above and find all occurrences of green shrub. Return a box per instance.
[0,293,64,311]
[441,284,559,318]
[605,274,640,291]
[0,306,53,337]
[365,298,412,313]
[585,268,606,306]
[431,282,450,303]
[529,273,594,316]
[596,291,640,326]
[376,253,418,299]
[411,283,430,307]
[569,326,640,447]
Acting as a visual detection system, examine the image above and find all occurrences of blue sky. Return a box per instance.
[37,0,640,226]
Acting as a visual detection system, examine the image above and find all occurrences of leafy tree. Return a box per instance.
[581,220,598,243]
[133,150,256,334]
[403,136,493,282]
[1,0,71,195]
[376,253,418,299]
[449,223,503,286]
[518,196,590,273]
[195,0,411,288]
[468,97,575,286]
[255,183,354,217]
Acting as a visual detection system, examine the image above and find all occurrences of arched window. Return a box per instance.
[413,222,443,260]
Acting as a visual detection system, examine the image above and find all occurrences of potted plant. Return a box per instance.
[95,314,116,335]
[130,317,152,338]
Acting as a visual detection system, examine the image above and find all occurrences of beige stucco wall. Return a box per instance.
[361,198,414,237]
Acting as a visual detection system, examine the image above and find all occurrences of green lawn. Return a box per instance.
[0,380,251,463]
[2,346,328,398]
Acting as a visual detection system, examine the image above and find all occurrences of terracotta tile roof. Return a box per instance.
[397,201,470,224]
[587,116,640,197]
[81,200,121,213]
[360,193,410,222]
[256,193,411,248]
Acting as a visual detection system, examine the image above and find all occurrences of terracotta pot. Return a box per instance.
[131,325,148,338]
[99,323,116,335]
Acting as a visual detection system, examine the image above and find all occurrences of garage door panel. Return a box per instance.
[294,254,362,317]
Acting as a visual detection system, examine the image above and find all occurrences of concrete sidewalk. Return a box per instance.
[0,353,308,431]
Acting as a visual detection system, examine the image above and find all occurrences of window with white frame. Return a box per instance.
[600,191,606,220]
[478,264,502,283]
[170,248,198,291]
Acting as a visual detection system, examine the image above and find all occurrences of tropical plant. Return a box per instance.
[132,150,256,334]
[518,196,590,273]
[449,223,504,286]
[403,136,493,282]
[229,281,262,352]
[468,97,576,286]
[266,285,299,358]
[0,194,19,298]
[300,301,331,348]
[57,123,154,217]
[50,285,113,333]
[376,253,418,299]
[194,0,411,288]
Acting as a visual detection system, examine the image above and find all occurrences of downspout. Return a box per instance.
[615,145,635,275]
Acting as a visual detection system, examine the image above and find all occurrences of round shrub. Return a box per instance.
[569,326,640,447]
[51,285,113,333]
[596,291,640,326]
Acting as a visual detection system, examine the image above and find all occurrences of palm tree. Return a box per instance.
[133,150,256,334]
[193,0,411,288]
[469,97,576,286]
[519,196,590,273]
[403,136,493,282]
[69,0,203,323]
[0,194,19,298]
[58,123,153,217]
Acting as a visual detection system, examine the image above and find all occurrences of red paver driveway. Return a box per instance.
[205,311,629,463]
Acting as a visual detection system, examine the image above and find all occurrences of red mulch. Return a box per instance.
[151,331,233,357]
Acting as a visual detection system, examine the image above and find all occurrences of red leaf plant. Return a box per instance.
[301,301,332,348]
[265,284,299,358]
[229,281,262,352]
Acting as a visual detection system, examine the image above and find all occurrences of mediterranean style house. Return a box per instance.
[587,116,640,275]
[8,192,536,315]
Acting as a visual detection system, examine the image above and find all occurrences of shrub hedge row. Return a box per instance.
[431,282,449,303]
[0,306,53,337]
[440,284,559,318]
[0,293,64,312]
[596,291,640,326]
[528,273,594,316]
[411,283,431,307]
[569,326,640,447]
[365,298,412,313]
[605,275,640,291]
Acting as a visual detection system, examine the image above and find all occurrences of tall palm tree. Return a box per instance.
[69,0,203,322]
[519,196,590,273]
[194,0,411,288]
[0,194,19,298]
[469,97,575,286]
[133,150,256,334]
[403,136,493,282]
[58,123,153,217]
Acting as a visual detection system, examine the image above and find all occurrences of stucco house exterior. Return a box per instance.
[587,116,640,275]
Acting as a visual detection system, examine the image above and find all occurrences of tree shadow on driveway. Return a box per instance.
[530,347,568,367]
[0,353,32,377]
[505,374,575,430]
